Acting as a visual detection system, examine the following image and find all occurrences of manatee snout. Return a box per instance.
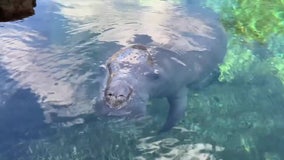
[105,80,132,108]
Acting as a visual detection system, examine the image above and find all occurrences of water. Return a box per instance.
[0,0,284,159]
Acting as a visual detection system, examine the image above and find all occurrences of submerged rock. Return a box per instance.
[0,0,36,22]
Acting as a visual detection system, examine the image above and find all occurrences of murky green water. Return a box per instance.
[0,0,284,159]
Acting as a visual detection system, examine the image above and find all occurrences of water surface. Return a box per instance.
[0,0,284,159]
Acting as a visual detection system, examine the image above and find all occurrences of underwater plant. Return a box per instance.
[218,37,284,85]
[205,0,284,43]
[218,37,256,82]
[205,0,284,84]
[266,56,284,85]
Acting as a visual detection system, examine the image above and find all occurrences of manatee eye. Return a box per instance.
[144,69,160,80]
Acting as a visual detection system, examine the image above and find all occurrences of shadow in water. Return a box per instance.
[0,89,51,158]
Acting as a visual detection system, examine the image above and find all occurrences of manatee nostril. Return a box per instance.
[106,93,126,99]
[117,94,127,101]
[105,81,133,108]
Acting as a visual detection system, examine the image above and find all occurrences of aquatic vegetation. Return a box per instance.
[265,35,284,84]
[187,76,284,159]
[264,152,281,160]
[205,0,284,43]
[240,135,254,152]
[218,45,284,85]
[217,36,284,84]
[218,38,256,82]
[9,122,140,160]
[205,0,284,84]
[267,35,284,56]
[266,56,284,85]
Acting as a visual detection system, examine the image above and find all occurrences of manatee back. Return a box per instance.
[146,7,227,87]
[106,45,154,78]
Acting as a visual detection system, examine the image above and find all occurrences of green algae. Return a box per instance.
[218,37,256,82]
[204,0,284,84]
[267,35,284,56]
[218,43,284,85]
[266,56,284,85]
[232,0,284,43]
[205,0,284,43]
[217,36,284,84]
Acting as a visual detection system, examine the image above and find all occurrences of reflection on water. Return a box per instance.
[0,0,220,124]
[0,0,284,160]
[0,22,94,123]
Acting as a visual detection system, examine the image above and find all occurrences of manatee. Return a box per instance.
[94,16,227,133]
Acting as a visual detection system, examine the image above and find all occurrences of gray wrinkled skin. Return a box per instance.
[95,45,153,117]
[94,8,227,132]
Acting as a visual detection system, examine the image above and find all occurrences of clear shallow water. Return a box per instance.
[0,0,284,160]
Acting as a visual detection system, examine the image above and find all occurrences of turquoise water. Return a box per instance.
[0,0,284,159]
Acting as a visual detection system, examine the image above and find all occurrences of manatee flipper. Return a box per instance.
[159,87,188,133]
